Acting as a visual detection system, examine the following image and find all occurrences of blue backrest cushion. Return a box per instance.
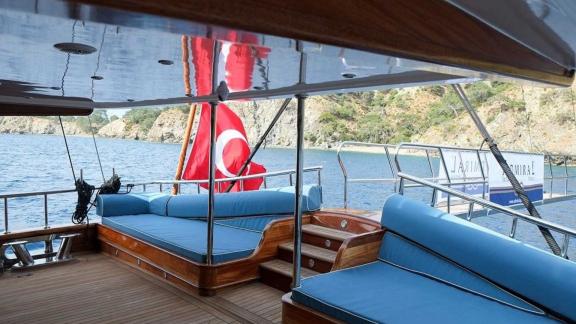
[166,185,321,218]
[379,232,541,313]
[381,194,576,321]
[97,185,321,218]
[96,192,168,217]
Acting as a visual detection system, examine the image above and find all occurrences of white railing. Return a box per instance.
[337,141,576,212]
[0,166,323,234]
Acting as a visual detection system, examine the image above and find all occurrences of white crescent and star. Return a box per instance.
[215,129,250,178]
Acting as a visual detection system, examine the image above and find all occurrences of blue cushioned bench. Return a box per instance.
[291,194,576,323]
[97,185,321,264]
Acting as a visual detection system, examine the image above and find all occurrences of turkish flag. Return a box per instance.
[182,103,266,192]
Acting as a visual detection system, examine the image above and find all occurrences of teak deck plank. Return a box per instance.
[0,253,281,324]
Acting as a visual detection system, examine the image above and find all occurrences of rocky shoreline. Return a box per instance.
[1,82,575,156]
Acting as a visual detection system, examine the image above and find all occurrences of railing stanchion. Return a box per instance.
[44,194,49,229]
[438,149,451,214]
[466,202,474,221]
[430,188,437,207]
[3,197,8,234]
[548,155,554,198]
[564,156,569,196]
[561,234,570,259]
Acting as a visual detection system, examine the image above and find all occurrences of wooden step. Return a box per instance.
[302,224,354,241]
[302,224,354,251]
[277,242,336,273]
[259,259,319,292]
[260,259,320,278]
[278,242,337,263]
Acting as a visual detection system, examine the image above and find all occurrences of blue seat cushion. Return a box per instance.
[381,194,576,322]
[292,262,557,324]
[102,214,262,263]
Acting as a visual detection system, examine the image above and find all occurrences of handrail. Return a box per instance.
[0,188,77,199]
[1,188,79,234]
[338,141,575,213]
[398,172,575,258]
[337,141,397,208]
[1,166,323,235]
[128,166,323,186]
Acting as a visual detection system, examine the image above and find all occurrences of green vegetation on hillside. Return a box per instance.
[316,81,528,145]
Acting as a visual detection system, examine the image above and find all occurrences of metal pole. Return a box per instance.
[292,39,307,289]
[44,194,49,229]
[292,94,306,288]
[225,98,292,192]
[452,84,563,256]
[206,101,218,265]
[3,197,8,234]
[438,149,451,213]
[564,156,569,196]
[206,39,226,265]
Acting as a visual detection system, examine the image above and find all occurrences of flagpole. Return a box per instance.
[172,104,197,195]
[172,35,195,195]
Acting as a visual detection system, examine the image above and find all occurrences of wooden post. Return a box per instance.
[172,104,197,195]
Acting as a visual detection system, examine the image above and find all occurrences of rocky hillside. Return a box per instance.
[1,82,575,154]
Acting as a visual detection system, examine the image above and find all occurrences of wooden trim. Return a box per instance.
[0,223,98,253]
[282,292,341,324]
[73,0,573,85]
[332,230,385,270]
[97,216,309,294]
[311,211,380,234]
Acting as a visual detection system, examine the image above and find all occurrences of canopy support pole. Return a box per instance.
[172,104,197,195]
[225,98,292,192]
[452,84,563,256]
[206,40,228,266]
[206,100,218,265]
[292,40,307,288]
[292,94,306,288]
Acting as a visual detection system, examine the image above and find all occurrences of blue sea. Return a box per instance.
[1,134,575,259]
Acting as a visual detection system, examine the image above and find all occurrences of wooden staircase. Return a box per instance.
[259,223,358,292]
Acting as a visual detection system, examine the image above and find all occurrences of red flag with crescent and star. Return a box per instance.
[182,103,266,192]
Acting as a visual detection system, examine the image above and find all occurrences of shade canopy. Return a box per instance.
[0,0,574,114]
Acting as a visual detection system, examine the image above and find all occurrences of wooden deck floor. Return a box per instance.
[0,253,283,323]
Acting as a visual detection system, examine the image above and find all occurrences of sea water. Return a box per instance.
[1,134,575,258]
